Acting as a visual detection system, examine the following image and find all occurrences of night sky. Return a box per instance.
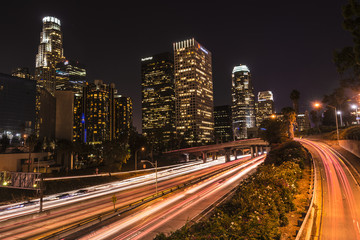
[0,0,352,132]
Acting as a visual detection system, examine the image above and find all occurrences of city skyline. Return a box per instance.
[0,0,351,132]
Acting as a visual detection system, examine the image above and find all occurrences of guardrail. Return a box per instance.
[295,142,318,240]
[39,158,258,240]
[43,160,205,181]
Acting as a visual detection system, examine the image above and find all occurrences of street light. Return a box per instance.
[328,105,339,142]
[141,159,158,195]
[313,103,339,141]
[134,147,145,171]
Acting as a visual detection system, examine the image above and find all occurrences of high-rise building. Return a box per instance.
[11,67,33,80]
[231,65,256,139]
[114,95,133,137]
[0,73,36,139]
[55,60,86,92]
[255,91,275,127]
[141,52,175,149]
[214,105,233,143]
[35,16,65,95]
[173,38,214,145]
[72,80,132,144]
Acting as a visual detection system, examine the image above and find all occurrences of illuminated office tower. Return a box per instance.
[231,65,256,139]
[72,80,130,144]
[35,16,65,95]
[11,67,33,79]
[173,38,214,145]
[255,91,275,127]
[114,95,133,137]
[55,60,86,92]
[141,52,175,149]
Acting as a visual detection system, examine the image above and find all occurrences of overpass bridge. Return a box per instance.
[164,138,269,163]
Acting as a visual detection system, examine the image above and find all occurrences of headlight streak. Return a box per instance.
[0,155,249,222]
[298,138,360,239]
[79,156,265,240]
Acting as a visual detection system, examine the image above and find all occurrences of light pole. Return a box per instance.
[313,103,339,141]
[141,159,158,195]
[328,105,339,142]
[134,147,145,171]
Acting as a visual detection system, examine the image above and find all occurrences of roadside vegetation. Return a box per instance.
[154,140,312,240]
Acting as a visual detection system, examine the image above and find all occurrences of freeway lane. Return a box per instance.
[299,139,360,240]
[0,155,251,239]
[76,156,265,240]
[0,156,238,222]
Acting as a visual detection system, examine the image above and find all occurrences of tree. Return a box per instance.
[102,140,130,174]
[55,139,73,170]
[0,134,10,153]
[290,89,300,114]
[282,107,297,139]
[333,0,360,89]
[259,119,287,145]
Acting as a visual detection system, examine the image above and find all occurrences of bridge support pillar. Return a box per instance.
[224,147,231,162]
[259,146,264,155]
[251,146,255,158]
[185,153,189,162]
[212,153,216,161]
[255,146,259,157]
[233,149,238,160]
[202,151,207,163]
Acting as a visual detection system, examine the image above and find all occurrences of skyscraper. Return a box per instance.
[173,38,214,145]
[141,52,175,149]
[35,16,65,95]
[214,105,233,143]
[114,95,133,137]
[55,60,86,92]
[255,91,275,127]
[73,80,132,144]
[11,67,33,80]
[231,65,256,139]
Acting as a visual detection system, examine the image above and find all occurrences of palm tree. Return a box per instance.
[290,90,300,114]
[282,107,297,140]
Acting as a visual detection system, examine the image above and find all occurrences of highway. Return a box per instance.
[299,139,360,240]
[0,154,257,239]
[74,155,265,240]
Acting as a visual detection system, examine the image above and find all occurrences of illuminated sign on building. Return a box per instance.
[141,57,153,62]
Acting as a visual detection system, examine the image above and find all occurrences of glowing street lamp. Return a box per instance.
[135,147,145,171]
[313,102,339,141]
[313,102,321,109]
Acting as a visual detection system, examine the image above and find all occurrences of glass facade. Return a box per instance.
[55,60,86,92]
[255,91,275,127]
[72,80,132,144]
[173,38,214,145]
[0,73,36,140]
[141,52,175,149]
[231,65,256,139]
[214,105,233,143]
[35,16,65,96]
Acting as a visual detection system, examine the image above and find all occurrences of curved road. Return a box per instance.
[299,139,360,240]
